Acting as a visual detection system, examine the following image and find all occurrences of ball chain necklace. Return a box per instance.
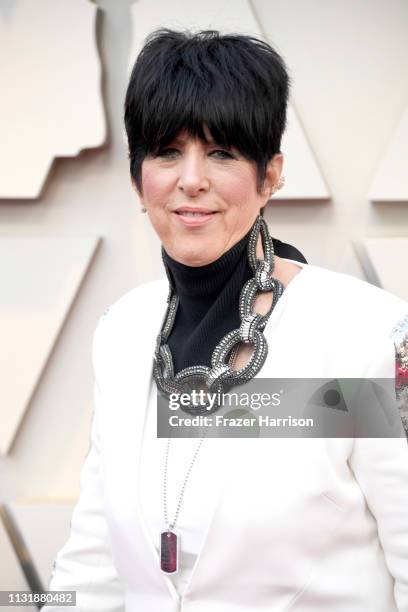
[153,215,284,574]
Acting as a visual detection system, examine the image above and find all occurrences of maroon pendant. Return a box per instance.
[160,531,178,574]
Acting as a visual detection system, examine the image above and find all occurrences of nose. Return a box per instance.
[177,150,210,196]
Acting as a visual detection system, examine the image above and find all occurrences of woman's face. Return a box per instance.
[137,126,282,266]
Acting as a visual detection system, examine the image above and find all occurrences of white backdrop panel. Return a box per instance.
[0,0,105,199]
[0,236,100,455]
[369,107,408,202]
[9,500,75,589]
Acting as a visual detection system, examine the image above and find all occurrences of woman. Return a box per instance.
[46,29,408,611]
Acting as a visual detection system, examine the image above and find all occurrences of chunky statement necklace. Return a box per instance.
[153,215,284,413]
[153,215,284,574]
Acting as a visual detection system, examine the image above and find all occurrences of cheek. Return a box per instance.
[220,169,259,208]
[141,165,172,206]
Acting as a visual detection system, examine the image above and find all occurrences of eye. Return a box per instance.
[210,149,235,160]
[157,148,180,158]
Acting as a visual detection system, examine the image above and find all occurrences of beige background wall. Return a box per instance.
[0,0,407,513]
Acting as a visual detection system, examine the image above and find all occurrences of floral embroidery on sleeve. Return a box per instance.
[391,313,408,439]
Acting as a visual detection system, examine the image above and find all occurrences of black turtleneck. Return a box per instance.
[162,231,307,375]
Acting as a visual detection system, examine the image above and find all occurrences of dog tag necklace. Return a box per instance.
[160,434,207,574]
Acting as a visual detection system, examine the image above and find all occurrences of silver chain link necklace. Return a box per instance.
[154,215,284,574]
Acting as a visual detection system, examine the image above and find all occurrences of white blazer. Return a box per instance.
[46,263,408,612]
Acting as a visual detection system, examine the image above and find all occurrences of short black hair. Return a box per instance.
[124,28,290,194]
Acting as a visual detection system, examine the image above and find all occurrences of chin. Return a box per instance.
[172,245,216,267]
[178,252,214,267]
[170,237,219,267]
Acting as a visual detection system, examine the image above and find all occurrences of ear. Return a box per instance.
[262,152,284,197]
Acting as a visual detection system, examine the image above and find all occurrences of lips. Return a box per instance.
[173,208,217,226]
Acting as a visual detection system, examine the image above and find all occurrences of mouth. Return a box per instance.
[173,208,217,226]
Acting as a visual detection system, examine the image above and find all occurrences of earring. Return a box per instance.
[269,175,286,197]
[141,206,147,213]
[277,175,285,190]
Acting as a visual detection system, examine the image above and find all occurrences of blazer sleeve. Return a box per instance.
[348,326,408,612]
[44,320,126,611]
